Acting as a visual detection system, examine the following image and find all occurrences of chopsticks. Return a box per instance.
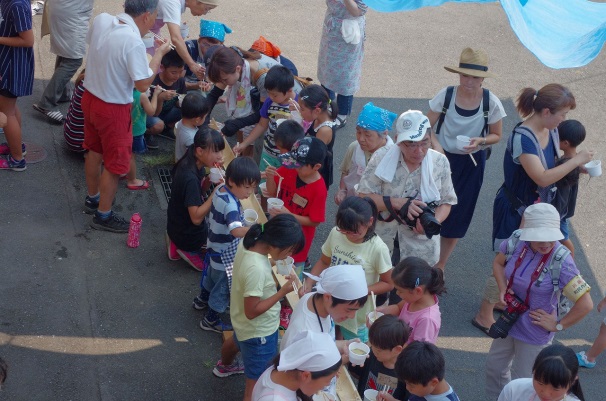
[152,33,176,50]
[469,153,477,167]
[263,157,284,197]
[214,162,226,179]
[289,267,298,295]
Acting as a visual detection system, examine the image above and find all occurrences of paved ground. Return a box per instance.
[1,1,605,400]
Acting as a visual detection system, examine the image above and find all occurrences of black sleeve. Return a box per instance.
[203,85,226,126]
[221,110,261,137]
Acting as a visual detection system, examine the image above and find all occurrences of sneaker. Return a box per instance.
[200,317,232,333]
[145,134,159,150]
[165,232,181,261]
[192,295,208,311]
[0,142,26,157]
[176,248,206,271]
[334,116,347,130]
[279,305,293,330]
[577,351,597,368]
[90,212,130,233]
[158,128,176,141]
[84,196,99,214]
[0,155,26,171]
[212,359,244,378]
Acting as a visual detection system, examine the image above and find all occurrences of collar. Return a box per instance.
[115,13,141,36]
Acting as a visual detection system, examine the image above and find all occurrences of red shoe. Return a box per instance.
[176,249,206,271]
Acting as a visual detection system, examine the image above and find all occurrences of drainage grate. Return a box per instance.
[157,167,172,203]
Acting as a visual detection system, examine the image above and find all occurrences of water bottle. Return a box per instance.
[127,213,142,248]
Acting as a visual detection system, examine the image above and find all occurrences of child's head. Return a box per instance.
[279,137,326,178]
[558,119,586,150]
[243,214,305,260]
[224,156,261,200]
[356,102,398,153]
[274,120,305,153]
[335,196,378,243]
[181,92,211,126]
[176,126,224,169]
[264,65,295,104]
[198,20,231,53]
[369,315,410,364]
[392,257,446,302]
[532,344,584,401]
[395,341,446,397]
[298,84,338,122]
[160,50,185,85]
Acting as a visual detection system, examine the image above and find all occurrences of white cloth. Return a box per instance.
[46,0,94,59]
[174,121,198,162]
[497,378,580,401]
[252,367,298,401]
[374,147,441,203]
[304,264,368,301]
[281,293,335,351]
[84,13,152,104]
[277,331,341,372]
[341,18,362,44]
[225,59,253,119]
[157,0,185,25]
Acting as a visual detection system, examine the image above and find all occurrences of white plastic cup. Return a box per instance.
[313,392,336,401]
[367,311,384,326]
[364,389,378,401]
[267,197,284,212]
[275,256,294,276]
[180,23,189,38]
[585,160,602,177]
[456,135,471,151]
[259,182,269,198]
[348,342,370,366]
[142,33,154,48]
[209,168,222,183]
[354,183,359,194]
[243,209,258,227]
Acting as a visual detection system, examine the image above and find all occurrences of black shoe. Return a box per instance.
[84,196,99,214]
[158,128,176,141]
[335,116,347,130]
[145,134,159,150]
[91,212,129,233]
[192,295,208,311]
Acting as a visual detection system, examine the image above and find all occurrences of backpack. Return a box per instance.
[253,67,313,91]
[504,229,572,320]
[434,86,492,159]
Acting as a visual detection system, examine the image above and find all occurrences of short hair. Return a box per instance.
[264,65,295,93]
[558,119,586,148]
[336,196,378,242]
[181,92,210,119]
[369,315,410,351]
[225,156,261,187]
[274,120,305,150]
[161,49,185,69]
[395,341,445,386]
[328,293,368,308]
[125,0,159,17]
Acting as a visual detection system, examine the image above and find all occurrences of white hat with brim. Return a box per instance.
[395,110,431,144]
[519,203,564,242]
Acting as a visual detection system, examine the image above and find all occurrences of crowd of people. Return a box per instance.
[1,0,605,400]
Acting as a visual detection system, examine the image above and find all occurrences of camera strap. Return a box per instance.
[506,246,554,305]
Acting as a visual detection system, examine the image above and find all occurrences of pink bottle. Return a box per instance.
[127,213,142,248]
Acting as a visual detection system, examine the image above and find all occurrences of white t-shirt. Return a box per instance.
[84,13,152,104]
[497,378,580,401]
[428,86,506,154]
[174,121,198,162]
[280,293,335,351]
[157,0,185,25]
[252,367,298,401]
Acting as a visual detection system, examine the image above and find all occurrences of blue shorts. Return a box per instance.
[132,135,147,154]
[560,218,570,240]
[233,330,278,380]
[146,107,182,128]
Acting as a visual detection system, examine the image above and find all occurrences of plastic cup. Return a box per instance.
[367,311,384,326]
[275,256,294,276]
[267,197,284,212]
[180,23,189,38]
[348,342,370,366]
[243,209,258,227]
[142,33,154,48]
[456,135,471,151]
[259,182,269,198]
[364,389,378,401]
[354,183,359,194]
[209,168,222,183]
[585,160,602,177]
[313,392,336,401]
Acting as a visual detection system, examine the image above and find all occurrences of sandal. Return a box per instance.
[471,318,491,336]
[127,180,150,190]
[33,104,65,124]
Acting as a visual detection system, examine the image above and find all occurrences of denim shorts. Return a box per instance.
[202,265,230,313]
[146,106,182,128]
[560,218,570,240]
[132,135,147,154]
[233,330,278,380]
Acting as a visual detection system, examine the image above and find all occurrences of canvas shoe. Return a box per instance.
[212,359,244,378]
[0,142,26,157]
[576,351,596,368]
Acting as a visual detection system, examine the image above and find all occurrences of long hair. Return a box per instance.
[172,127,224,178]
[516,84,576,119]
[392,257,446,296]
[533,344,585,401]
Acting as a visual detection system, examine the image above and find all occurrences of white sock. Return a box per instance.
[337,114,347,121]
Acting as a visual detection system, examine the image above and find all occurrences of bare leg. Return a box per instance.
[435,236,459,270]
[98,168,119,212]
[586,323,606,362]
[0,96,23,160]
[474,298,497,328]
[243,378,256,401]
[220,336,239,366]
[126,154,144,187]
[84,150,103,196]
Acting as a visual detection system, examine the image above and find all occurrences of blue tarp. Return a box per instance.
[363,0,606,69]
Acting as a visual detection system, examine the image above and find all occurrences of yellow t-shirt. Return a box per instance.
[230,243,280,341]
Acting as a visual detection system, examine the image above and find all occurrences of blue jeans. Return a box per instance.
[146,106,182,128]
[202,265,230,313]
[233,330,279,380]
[132,135,147,154]
[322,85,353,116]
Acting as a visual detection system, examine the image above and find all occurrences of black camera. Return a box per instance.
[488,293,530,339]
[403,201,441,239]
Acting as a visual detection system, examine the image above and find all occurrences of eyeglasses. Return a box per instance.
[401,139,430,149]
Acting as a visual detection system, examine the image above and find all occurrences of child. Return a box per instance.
[0,0,33,171]
[379,257,445,344]
[146,49,187,148]
[234,65,298,170]
[393,341,461,401]
[126,85,160,190]
[499,344,585,401]
[63,69,86,153]
[296,84,338,189]
[266,137,328,278]
[553,119,586,257]
[577,294,606,369]
[166,128,225,270]
[304,196,393,343]
[175,92,211,161]
[273,120,305,155]
[214,215,305,401]
[198,156,261,332]
[252,331,342,401]
[353,315,410,400]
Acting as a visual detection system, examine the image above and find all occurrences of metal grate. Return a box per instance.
[157,167,173,203]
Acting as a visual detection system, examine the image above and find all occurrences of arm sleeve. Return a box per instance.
[340,141,356,174]
[357,148,387,194]
[183,177,203,208]
[411,316,440,344]
[436,153,457,205]
[559,254,590,302]
[126,45,154,82]
[243,264,265,298]
[512,134,540,161]
[428,87,447,114]
[306,182,327,224]
[221,111,262,137]
[374,240,393,275]
[159,1,182,25]
[11,2,33,32]
[320,229,335,258]
[259,98,272,119]
[202,85,226,126]
[224,200,244,232]
[488,93,507,123]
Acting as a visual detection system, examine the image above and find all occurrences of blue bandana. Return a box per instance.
[356,102,397,133]
[199,20,232,42]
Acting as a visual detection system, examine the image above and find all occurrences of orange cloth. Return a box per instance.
[251,36,281,58]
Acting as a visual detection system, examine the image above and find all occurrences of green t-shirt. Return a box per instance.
[131,89,146,137]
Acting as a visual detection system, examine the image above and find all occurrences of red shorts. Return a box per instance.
[82,90,133,175]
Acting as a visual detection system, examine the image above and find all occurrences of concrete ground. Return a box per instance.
[0,1,604,400]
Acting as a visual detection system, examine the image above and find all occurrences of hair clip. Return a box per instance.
[414,277,420,288]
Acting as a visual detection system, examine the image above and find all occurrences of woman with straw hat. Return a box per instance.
[426,47,507,271]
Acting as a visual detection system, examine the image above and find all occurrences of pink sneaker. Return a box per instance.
[165,232,181,261]
[0,142,26,156]
[176,248,206,271]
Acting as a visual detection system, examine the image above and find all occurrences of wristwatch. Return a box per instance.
[556,322,564,331]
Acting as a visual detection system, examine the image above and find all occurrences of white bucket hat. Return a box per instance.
[519,203,563,242]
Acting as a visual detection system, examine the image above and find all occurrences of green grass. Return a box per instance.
[140,152,174,167]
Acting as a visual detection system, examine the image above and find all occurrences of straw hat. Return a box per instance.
[444,48,496,78]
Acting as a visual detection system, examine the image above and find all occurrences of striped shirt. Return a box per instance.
[63,82,86,152]
[207,184,243,271]
[0,0,34,97]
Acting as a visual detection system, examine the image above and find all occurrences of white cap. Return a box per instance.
[277,331,342,372]
[395,110,431,144]
[304,264,368,301]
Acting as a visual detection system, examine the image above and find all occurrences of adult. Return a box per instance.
[317,0,367,128]
[425,48,506,270]
[358,110,457,266]
[484,203,592,399]
[474,84,593,330]
[33,0,94,124]
[335,102,397,205]
[82,0,170,232]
